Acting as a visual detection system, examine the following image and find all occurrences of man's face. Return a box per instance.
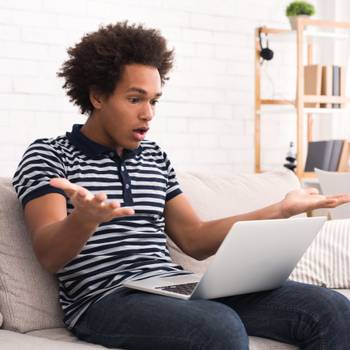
[90,64,162,154]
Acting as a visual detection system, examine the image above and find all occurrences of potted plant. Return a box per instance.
[286,1,315,30]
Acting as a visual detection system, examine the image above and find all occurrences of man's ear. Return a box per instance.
[89,89,104,110]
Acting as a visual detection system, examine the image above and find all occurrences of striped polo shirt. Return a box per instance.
[12,124,184,329]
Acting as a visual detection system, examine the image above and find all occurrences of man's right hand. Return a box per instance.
[23,178,135,273]
[50,178,134,226]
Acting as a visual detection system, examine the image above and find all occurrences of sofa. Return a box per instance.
[0,169,349,350]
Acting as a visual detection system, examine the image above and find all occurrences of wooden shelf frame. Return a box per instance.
[255,18,350,178]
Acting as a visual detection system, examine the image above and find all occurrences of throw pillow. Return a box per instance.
[0,177,64,332]
[290,219,350,288]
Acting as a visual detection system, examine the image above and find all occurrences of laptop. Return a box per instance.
[123,216,326,300]
[315,168,350,219]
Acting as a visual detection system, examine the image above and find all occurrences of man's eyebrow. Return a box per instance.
[126,87,162,97]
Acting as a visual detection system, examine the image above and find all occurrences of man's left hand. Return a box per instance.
[281,187,350,218]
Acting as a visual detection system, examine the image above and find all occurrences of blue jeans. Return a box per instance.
[72,281,350,350]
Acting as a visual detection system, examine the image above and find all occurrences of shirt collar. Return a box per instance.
[66,124,143,160]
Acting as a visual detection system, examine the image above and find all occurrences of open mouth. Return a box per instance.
[132,127,149,141]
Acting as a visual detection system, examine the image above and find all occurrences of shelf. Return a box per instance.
[304,31,349,39]
[261,99,294,105]
[302,172,317,179]
[260,18,350,38]
[258,99,349,114]
[303,95,347,104]
[261,29,350,40]
[255,19,350,178]
[261,96,349,105]
[257,107,350,115]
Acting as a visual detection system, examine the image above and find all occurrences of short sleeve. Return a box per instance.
[163,152,182,202]
[12,139,67,208]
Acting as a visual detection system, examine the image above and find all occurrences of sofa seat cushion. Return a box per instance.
[0,329,105,349]
[0,328,299,350]
[28,328,298,350]
[249,336,297,350]
[28,328,105,348]
[334,289,350,299]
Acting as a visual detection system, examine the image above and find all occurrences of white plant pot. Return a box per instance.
[288,15,310,30]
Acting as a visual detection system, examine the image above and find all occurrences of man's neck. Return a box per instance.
[81,115,124,156]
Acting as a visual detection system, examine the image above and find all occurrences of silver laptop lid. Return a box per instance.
[192,216,326,299]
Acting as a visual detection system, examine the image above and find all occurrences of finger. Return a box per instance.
[112,207,135,217]
[107,201,121,210]
[328,194,350,201]
[318,198,340,208]
[76,187,94,201]
[51,178,94,201]
[93,192,107,203]
[322,194,350,208]
[333,197,350,206]
[50,178,80,196]
[50,178,77,191]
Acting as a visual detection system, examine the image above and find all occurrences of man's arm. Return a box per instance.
[24,178,134,273]
[164,188,350,260]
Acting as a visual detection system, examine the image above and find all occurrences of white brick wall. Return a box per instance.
[0,0,323,177]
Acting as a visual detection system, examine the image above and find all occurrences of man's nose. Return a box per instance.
[140,102,154,120]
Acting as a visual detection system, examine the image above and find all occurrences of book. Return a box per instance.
[304,139,346,172]
[340,66,346,108]
[332,65,341,108]
[304,64,322,108]
[328,140,344,171]
[337,141,349,172]
[320,65,332,108]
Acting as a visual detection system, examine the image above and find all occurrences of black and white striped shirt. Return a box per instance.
[13,124,183,329]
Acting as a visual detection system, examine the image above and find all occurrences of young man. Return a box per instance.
[13,22,350,349]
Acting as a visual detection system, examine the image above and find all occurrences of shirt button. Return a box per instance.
[121,166,125,171]
[125,184,130,189]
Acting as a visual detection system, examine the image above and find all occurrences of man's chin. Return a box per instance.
[124,141,142,152]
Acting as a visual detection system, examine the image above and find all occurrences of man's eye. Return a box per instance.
[128,97,140,104]
[151,100,159,106]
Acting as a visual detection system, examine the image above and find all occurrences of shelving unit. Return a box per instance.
[255,17,350,178]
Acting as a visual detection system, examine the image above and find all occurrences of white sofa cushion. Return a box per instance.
[290,219,350,288]
[0,329,105,349]
[177,169,301,220]
[26,328,296,350]
[0,177,64,332]
[169,170,301,273]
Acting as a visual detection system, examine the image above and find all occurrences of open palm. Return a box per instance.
[50,178,134,225]
[281,187,350,218]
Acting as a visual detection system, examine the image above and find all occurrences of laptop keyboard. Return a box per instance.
[156,282,198,295]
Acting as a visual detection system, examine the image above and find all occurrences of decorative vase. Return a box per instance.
[288,15,310,30]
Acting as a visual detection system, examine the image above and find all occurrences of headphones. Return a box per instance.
[258,28,274,61]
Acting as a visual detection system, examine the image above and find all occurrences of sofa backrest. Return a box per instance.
[0,170,300,332]
[0,177,64,333]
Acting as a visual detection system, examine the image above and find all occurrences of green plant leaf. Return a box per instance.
[286,1,315,16]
